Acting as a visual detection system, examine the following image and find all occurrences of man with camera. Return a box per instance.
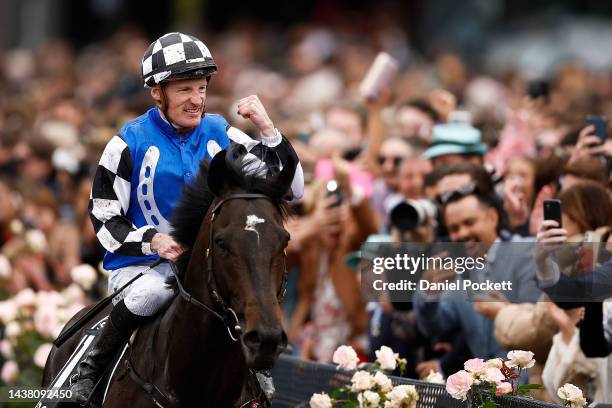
[412,184,541,361]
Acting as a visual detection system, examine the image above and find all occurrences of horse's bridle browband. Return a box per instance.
[172,193,289,343]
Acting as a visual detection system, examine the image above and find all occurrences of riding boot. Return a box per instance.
[70,300,148,406]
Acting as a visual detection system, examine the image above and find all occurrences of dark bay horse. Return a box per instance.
[43,146,296,407]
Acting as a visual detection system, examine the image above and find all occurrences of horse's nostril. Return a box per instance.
[243,330,262,350]
[279,331,288,349]
[244,327,284,353]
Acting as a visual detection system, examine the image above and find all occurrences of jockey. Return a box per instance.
[70,32,303,405]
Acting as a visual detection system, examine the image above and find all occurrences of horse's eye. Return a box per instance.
[215,238,229,253]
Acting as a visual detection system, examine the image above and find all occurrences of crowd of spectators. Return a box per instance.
[1,19,612,403]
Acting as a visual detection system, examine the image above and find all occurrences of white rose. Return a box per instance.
[375,345,398,371]
[0,255,12,279]
[0,340,14,359]
[387,385,418,408]
[26,229,48,253]
[485,358,503,369]
[358,390,380,408]
[309,392,332,408]
[62,283,86,305]
[33,343,53,368]
[332,345,359,371]
[1,360,19,383]
[558,384,587,408]
[70,264,98,291]
[9,219,24,235]
[0,300,18,324]
[351,370,376,392]
[374,371,393,392]
[36,290,67,308]
[15,288,36,307]
[506,350,535,369]
[424,370,445,384]
[4,321,21,339]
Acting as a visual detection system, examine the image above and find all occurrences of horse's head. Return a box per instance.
[207,191,289,369]
[174,143,296,370]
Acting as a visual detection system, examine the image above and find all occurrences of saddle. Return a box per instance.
[36,314,129,408]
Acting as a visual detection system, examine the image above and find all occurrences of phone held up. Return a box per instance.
[543,199,562,228]
[586,114,608,146]
[326,180,344,208]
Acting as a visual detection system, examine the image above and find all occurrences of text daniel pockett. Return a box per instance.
[372,279,513,292]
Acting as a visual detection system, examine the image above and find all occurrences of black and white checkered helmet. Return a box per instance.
[142,32,217,88]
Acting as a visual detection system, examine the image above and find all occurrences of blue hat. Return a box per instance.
[345,234,393,271]
[422,123,487,159]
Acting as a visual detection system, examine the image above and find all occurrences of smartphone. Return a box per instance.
[326,180,344,208]
[543,199,562,228]
[586,115,608,145]
[359,52,399,100]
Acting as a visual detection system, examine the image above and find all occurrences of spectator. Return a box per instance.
[414,185,542,361]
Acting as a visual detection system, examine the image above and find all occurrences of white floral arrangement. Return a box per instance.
[557,384,587,408]
[446,350,544,407]
[70,264,98,291]
[0,285,87,385]
[310,345,416,408]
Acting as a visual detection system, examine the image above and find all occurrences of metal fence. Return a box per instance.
[271,354,564,408]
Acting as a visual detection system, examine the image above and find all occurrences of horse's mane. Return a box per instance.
[170,146,294,280]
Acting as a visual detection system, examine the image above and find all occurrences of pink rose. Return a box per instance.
[483,367,506,384]
[464,358,487,374]
[34,305,60,338]
[1,360,19,383]
[446,370,474,400]
[34,343,53,368]
[496,382,513,396]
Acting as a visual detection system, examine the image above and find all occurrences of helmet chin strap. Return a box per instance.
[158,83,205,133]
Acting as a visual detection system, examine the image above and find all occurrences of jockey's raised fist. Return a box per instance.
[236,95,276,138]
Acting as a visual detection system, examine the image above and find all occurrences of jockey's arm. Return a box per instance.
[89,135,158,256]
[225,125,304,200]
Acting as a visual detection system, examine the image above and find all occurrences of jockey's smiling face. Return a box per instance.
[151,77,208,128]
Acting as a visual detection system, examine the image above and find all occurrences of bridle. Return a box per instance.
[173,193,289,342]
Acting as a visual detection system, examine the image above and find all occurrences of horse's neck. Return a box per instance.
[129,262,245,400]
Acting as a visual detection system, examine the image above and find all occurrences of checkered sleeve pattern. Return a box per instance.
[142,32,214,87]
[89,135,158,256]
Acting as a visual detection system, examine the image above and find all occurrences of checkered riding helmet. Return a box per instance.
[142,32,217,88]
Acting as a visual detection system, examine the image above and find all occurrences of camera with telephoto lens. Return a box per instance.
[385,194,438,231]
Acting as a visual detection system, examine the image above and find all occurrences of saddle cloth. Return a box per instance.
[35,315,129,408]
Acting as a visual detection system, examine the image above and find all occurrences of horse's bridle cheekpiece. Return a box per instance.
[173,193,288,342]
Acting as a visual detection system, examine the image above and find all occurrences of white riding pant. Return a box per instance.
[108,262,176,316]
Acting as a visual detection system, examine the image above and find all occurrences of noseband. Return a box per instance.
[173,193,288,342]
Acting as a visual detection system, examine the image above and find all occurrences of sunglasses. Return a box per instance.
[377,155,404,167]
[437,182,479,205]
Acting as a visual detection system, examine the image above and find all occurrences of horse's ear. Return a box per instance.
[276,151,297,198]
[207,149,228,195]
